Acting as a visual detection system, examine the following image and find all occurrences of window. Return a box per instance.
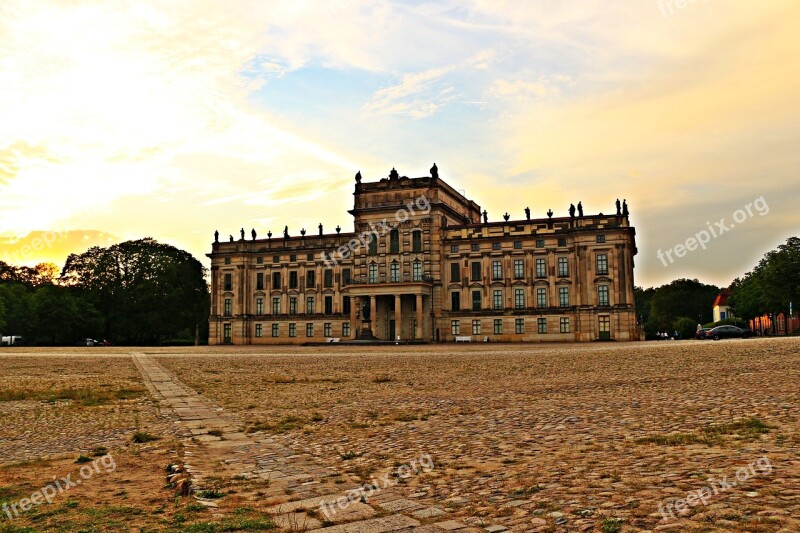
[558,238,566,247]
[223,323,232,343]
[272,271,281,289]
[224,273,232,291]
[306,323,314,337]
[598,285,610,307]
[514,259,524,279]
[536,287,547,308]
[471,243,480,252]
[342,268,351,285]
[558,257,569,277]
[256,272,264,290]
[272,323,279,337]
[515,318,524,334]
[256,297,264,315]
[223,298,232,316]
[493,319,503,334]
[390,262,400,282]
[596,235,606,243]
[514,241,522,249]
[559,286,570,307]
[324,269,333,287]
[342,322,351,337]
[451,320,460,335]
[451,292,461,311]
[272,297,280,315]
[389,229,399,253]
[412,231,422,252]
[306,296,315,314]
[325,296,333,314]
[412,261,422,282]
[368,235,378,255]
[289,323,296,337]
[343,297,351,315]
[289,297,297,315]
[257,256,263,264]
[514,288,525,309]
[450,245,459,253]
[492,242,501,250]
[472,320,481,335]
[307,253,314,261]
[306,270,315,288]
[492,260,503,280]
[536,239,544,248]
[596,254,608,275]
[450,262,461,282]
[493,289,503,310]
[324,323,332,337]
[472,290,482,311]
[224,257,231,265]
[290,254,297,262]
[273,255,280,263]
[369,263,378,283]
[535,258,546,278]
[471,262,482,281]
[255,323,263,337]
[560,317,570,333]
[538,317,547,334]
[288,271,298,289]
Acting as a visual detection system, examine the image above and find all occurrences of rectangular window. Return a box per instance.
[272,297,281,315]
[306,296,315,314]
[272,271,281,289]
[223,323,232,343]
[535,258,546,278]
[513,241,522,249]
[492,242,501,250]
[472,320,481,335]
[256,272,264,290]
[324,322,332,337]
[471,243,480,252]
[451,320,460,336]
[256,297,264,315]
[538,317,547,334]
[325,296,333,314]
[598,285,610,307]
[451,292,461,311]
[536,239,544,248]
[472,290,482,311]
[255,323,263,337]
[390,262,400,282]
[307,253,314,261]
[290,254,297,262]
[324,269,333,287]
[257,256,263,264]
[272,323,279,337]
[493,289,503,310]
[342,268,351,285]
[288,271,298,289]
[537,287,547,308]
[369,263,378,283]
[273,255,280,263]
[306,270,315,288]
[390,230,400,253]
[369,235,378,255]
[289,297,297,315]
[596,254,608,275]
[515,318,524,334]
[224,273,232,291]
[471,261,482,282]
[596,235,606,243]
[306,323,314,337]
[558,257,569,277]
[343,296,351,314]
[412,231,422,252]
[223,298,232,317]
[514,288,525,309]
[559,286,570,307]
[342,322,351,337]
[514,259,524,279]
[224,257,231,265]
[289,323,296,337]
[560,317,570,333]
[558,238,566,247]
[492,260,503,280]
[450,245,459,253]
[412,262,422,282]
[493,319,503,334]
[450,262,461,282]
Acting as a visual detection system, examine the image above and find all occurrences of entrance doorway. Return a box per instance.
[389,320,396,341]
[599,316,611,340]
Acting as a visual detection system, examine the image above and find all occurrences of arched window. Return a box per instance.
[412,260,422,282]
[390,261,400,282]
[369,263,378,283]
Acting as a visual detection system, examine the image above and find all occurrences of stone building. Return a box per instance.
[208,165,638,344]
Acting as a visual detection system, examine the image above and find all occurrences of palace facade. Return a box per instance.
[208,165,638,344]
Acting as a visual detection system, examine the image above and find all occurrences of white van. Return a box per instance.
[1,336,23,346]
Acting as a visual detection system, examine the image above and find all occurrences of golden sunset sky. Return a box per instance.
[1,1,798,287]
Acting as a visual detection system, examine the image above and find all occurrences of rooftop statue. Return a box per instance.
[355,170,362,183]
[430,162,438,178]
[525,207,530,220]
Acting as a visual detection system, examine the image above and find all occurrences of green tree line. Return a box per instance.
[0,238,209,346]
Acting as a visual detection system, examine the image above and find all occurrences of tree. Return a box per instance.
[672,316,697,340]
[644,279,720,334]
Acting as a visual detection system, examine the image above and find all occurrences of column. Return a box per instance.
[416,294,423,340]
[370,295,377,336]
[395,294,402,340]
[350,296,358,337]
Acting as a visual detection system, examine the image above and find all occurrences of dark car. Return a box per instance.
[695,328,713,339]
[707,325,752,340]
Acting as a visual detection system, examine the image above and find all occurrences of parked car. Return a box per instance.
[1,335,23,346]
[78,338,105,347]
[707,325,753,340]
[695,328,713,340]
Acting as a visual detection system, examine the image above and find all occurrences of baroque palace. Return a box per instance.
[208,164,638,344]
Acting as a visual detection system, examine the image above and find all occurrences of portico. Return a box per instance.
[348,285,430,341]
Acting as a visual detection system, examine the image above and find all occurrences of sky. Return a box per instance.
[0,1,798,288]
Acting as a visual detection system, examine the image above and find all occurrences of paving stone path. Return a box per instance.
[132,353,499,533]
